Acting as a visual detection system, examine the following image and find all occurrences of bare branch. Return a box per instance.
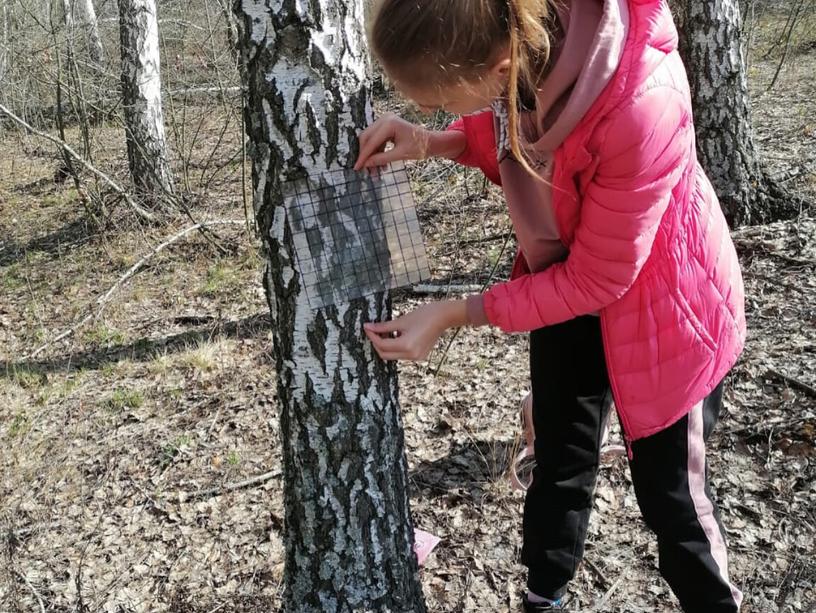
[178,469,281,502]
[0,101,156,221]
[14,569,46,613]
[410,284,484,295]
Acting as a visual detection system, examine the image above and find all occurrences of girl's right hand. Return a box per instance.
[354,113,431,171]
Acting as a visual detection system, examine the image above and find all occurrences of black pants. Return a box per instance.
[523,316,742,612]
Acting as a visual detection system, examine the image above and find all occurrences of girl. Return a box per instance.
[356,0,746,611]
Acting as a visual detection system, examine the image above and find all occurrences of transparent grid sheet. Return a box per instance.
[283,162,431,309]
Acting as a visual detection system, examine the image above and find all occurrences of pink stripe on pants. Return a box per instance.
[687,401,744,609]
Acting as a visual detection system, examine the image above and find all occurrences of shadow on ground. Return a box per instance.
[1,312,271,376]
[410,438,519,496]
[0,216,95,267]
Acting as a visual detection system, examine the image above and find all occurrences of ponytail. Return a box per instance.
[506,0,553,180]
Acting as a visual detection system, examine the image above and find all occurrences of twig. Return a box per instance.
[14,569,46,613]
[583,557,610,589]
[590,573,624,612]
[770,161,816,185]
[127,476,170,519]
[765,0,812,92]
[157,18,209,32]
[206,406,223,439]
[427,225,513,376]
[766,368,816,398]
[726,415,815,437]
[775,553,802,611]
[1,522,61,541]
[447,232,513,248]
[240,85,256,239]
[732,238,815,268]
[0,102,155,222]
[411,283,483,295]
[180,469,280,501]
[26,220,245,358]
[742,270,807,295]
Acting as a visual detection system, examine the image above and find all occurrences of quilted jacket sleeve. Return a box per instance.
[446,111,502,186]
[482,86,693,332]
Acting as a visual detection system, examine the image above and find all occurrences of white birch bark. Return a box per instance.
[680,0,795,225]
[233,1,427,611]
[0,2,9,85]
[78,0,105,66]
[118,0,174,202]
[63,0,74,30]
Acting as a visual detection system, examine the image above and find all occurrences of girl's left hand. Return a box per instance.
[364,300,467,361]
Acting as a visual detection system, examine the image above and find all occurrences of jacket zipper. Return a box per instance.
[600,311,635,461]
[623,433,634,461]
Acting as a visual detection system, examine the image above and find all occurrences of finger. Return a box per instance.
[354,123,393,170]
[354,127,378,170]
[370,348,403,362]
[364,330,403,361]
[379,348,425,362]
[368,340,413,361]
[364,319,401,334]
[357,116,390,147]
[356,128,382,156]
[364,328,408,352]
[363,150,402,169]
[364,142,389,178]
[378,352,409,362]
[366,331,421,362]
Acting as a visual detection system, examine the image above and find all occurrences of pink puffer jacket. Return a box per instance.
[450,0,746,444]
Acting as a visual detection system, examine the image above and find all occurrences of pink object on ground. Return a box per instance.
[413,529,441,566]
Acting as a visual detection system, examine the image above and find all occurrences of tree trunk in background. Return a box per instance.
[678,0,799,226]
[63,0,104,67]
[232,1,426,612]
[118,0,174,204]
[78,0,105,67]
[0,2,9,86]
[214,0,239,65]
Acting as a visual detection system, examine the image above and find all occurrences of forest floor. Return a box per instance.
[1,9,815,613]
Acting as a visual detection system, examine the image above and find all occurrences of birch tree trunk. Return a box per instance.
[119,0,174,203]
[63,0,104,67]
[232,1,427,611]
[78,0,105,67]
[678,0,798,225]
[0,2,9,86]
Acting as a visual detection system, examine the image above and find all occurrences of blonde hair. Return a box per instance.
[370,0,554,178]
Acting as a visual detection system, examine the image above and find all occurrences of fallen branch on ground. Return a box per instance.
[766,368,816,398]
[14,569,46,613]
[179,469,280,502]
[583,557,611,589]
[590,573,624,612]
[411,283,484,295]
[26,220,245,359]
[0,102,156,222]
